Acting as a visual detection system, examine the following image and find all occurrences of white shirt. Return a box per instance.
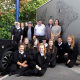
[34,24,46,36]
[40,53,44,56]
[68,43,71,46]
[41,43,48,47]
[58,42,62,46]
[19,50,24,55]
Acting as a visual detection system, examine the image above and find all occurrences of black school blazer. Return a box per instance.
[23,26,34,39]
[65,43,78,60]
[31,52,50,69]
[12,50,30,64]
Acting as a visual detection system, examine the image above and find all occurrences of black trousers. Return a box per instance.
[63,55,77,68]
[4,64,29,74]
[49,58,56,68]
[20,67,46,76]
[37,36,45,43]
[56,56,65,63]
[13,37,20,44]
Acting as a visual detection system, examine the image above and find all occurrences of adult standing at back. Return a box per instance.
[23,21,34,43]
[45,19,54,40]
[34,20,46,43]
[51,19,61,40]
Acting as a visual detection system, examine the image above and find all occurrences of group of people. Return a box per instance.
[0,19,78,77]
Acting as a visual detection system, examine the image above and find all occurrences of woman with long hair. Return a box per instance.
[23,38,30,53]
[47,39,57,67]
[17,44,50,76]
[30,38,40,59]
[63,35,78,68]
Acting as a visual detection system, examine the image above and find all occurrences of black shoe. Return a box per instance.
[9,72,12,76]
[0,72,6,76]
[16,74,20,77]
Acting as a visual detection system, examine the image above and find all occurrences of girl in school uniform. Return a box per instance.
[17,44,50,76]
[23,38,30,53]
[56,37,65,63]
[51,34,58,46]
[21,22,24,36]
[0,43,30,76]
[30,38,39,59]
[47,39,57,67]
[63,35,78,68]
[12,22,23,44]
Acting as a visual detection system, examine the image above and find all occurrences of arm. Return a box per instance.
[69,45,78,60]
[50,47,57,62]
[12,35,14,40]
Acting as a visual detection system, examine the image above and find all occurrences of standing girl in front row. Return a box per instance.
[18,44,50,76]
[47,39,57,67]
[63,35,78,68]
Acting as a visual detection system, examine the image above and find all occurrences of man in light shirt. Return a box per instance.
[34,20,46,43]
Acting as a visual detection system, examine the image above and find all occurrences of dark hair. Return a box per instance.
[31,38,40,49]
[18,43,24,47]
[55,19,59,25]
[42,37,47,40]
[58,36,62,39]
[38,19,42,22]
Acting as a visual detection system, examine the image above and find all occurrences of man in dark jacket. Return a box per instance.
[23,21,34,43]
[45,19,54,40]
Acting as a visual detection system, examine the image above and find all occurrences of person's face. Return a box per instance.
[28,24,32,27]
[21,23,24,27]
[33,36,36,39]
[38,21,42,25]
[19,45,24,52]
[49,19,53,25]
[14,22,17,25]
[34,39,38,46]
[58,38,62,44]
[24,39,29,44]
[49,41,53,47]
[55,20,59,25]
[39,45,44,54]
[67,37,72,44]
[51,36,54,40]
[42,40,46,44]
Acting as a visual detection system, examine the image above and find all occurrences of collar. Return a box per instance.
[58,42,62,46]
[68,43,71,46]
[19,50,24,55]
[17,27,20,30]
[50,47,52,49]
[40,53,44,56]
[34,45,37,47]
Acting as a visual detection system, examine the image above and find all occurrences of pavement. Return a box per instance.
[0,63,80,80]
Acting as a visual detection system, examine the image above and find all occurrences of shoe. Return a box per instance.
[9,72,12,76]
[16,74,20,77]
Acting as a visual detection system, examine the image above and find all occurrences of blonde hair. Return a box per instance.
[51,34,56,43]
[38,44,46,57]
[68,35,75,50]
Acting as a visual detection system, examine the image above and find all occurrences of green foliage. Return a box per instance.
[19,0,49,25]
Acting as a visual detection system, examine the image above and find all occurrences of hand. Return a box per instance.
[36,65,39,69]
[67,59,71,64]
[39,67,41,71]
[22,64,28,67]
[19,65,22,68]
[49,63,50,65]
[23,61,27,64]
[57,55,59,58]
[20,40,22,43]
[64,53,68,55]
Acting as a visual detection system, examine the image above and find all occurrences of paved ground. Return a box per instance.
[0,64,80,80]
